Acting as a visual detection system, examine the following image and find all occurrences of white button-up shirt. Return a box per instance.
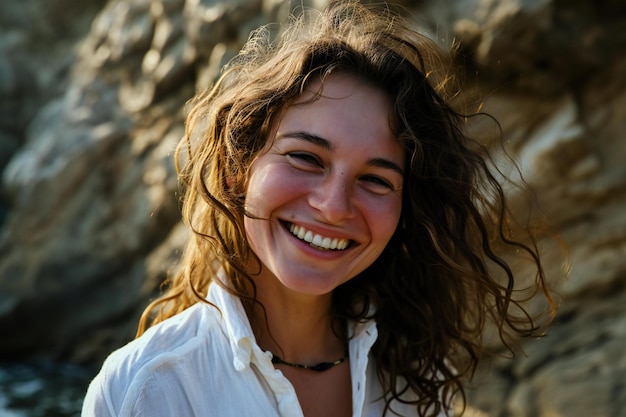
[82,283,444,417]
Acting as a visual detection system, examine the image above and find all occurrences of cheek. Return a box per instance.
[244,165,307,216]
[367,199,402,243]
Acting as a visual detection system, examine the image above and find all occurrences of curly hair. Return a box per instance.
[137,1,556,416]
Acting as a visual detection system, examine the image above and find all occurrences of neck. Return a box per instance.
[246,279,345,364]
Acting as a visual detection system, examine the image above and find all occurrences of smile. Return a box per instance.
[287,223,350,250]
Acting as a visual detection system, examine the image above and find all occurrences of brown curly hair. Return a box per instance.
[137,1,556,416]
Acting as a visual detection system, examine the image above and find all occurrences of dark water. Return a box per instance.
[0,361,95,417]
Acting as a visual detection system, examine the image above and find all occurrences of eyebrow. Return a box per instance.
[278,131,331,150]
[368,157,405,176]
[277,131,405,176]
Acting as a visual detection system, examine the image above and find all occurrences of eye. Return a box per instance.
[286,152,322,168]
[359,175,395,194]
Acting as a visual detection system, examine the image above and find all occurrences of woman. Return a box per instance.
[82,1,555,416]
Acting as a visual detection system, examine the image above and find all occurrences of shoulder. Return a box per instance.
[113,300,222,366]
[83,302,224,416]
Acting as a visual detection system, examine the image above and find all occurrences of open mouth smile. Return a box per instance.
[286,222,351,251]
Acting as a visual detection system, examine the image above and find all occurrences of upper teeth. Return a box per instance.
[288,223,349,250]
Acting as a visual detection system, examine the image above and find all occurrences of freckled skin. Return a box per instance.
[244,73,405,297]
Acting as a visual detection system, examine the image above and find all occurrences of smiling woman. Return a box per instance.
[81,1,556,417]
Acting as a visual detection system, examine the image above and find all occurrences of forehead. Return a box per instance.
[284,73,393,129]
[273,73,404,165]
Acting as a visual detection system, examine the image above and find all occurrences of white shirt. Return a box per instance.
[82,283,444,417]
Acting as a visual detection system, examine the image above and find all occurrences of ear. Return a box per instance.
[225,171,247,199]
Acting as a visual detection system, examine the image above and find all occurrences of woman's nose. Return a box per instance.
[308,172,355,223]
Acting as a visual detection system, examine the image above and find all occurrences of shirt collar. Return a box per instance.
[350,316,378,351]
[206,273,256,372]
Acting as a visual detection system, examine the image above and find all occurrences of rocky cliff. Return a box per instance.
[1,0,624,416]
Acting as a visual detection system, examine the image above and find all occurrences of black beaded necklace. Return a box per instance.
[271,349,349,372]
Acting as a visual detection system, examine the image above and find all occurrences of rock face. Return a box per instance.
[0,0,624,416]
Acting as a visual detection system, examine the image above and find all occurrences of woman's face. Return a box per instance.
[244,73,404,296]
